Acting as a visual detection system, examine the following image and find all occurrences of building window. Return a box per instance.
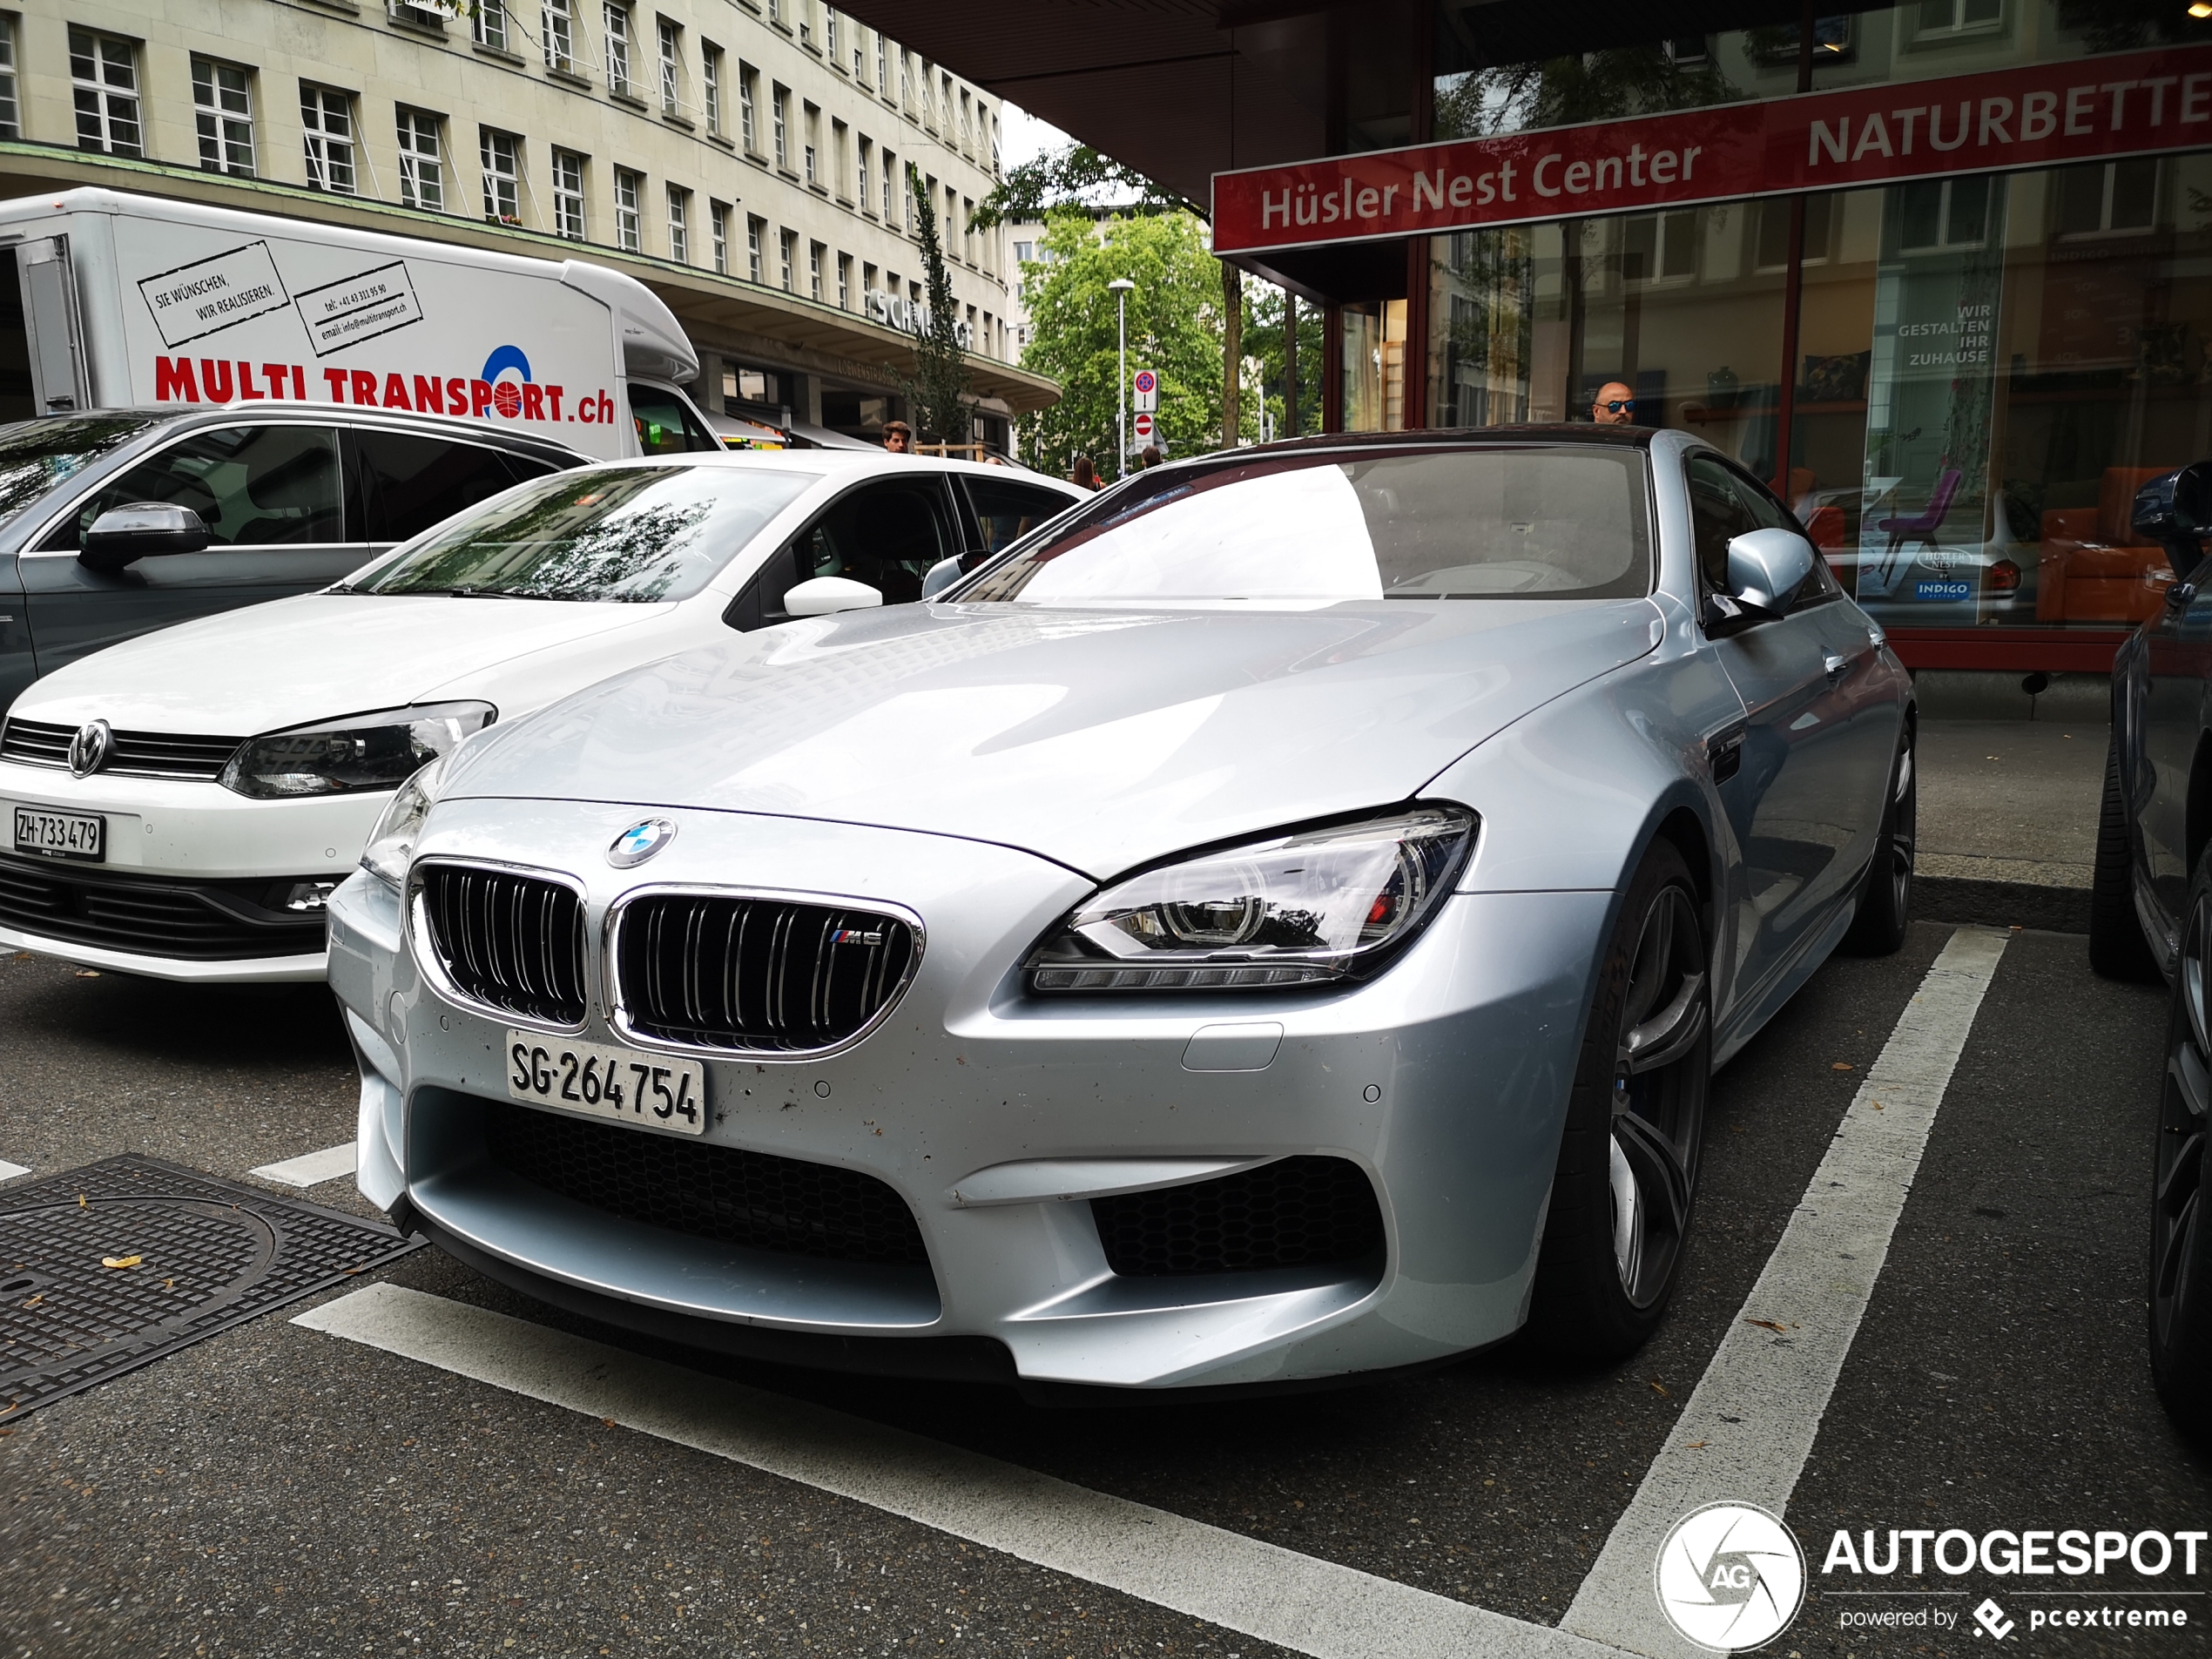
[552,148,587,239]
[738,64,758,151]
[858,138,871,214]
[874,34,887,97]
[711,199,730,273]
[192,58,256,178]
[667,186,690,262]
[658,19,681,118]
[961,195,974,261]
[825,7,838,61]
[0,17,17,140]
[701,44,723,135]
[862,261,875,296]
[543,0,576,74]
[881,149,896,222]
[473,0,509,51]
[779,228,794,292]
[837,253,851,309]
[614,168,642,251]
[71,30,140,156]
[832,118,848,198]
[746,214,764,282]
[2054,158,2161,237]
[765,0,778,22]
[604,3,632,98]
[396,107,443,210]
[481,126,522,223]
[1914,0,2001,36]
[803,104,818,185]
[300,85,357,194]
[899,51,910,112]
[1896,176,1993,252]
[772,85,788,168]
[852,36,863,81]
[809,240,823,300]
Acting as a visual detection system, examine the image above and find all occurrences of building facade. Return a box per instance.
[844,0,2212,671]
[0,0,1054,445]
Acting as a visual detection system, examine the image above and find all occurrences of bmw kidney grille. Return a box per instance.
[611,893,918,1055]
[416,864,589,1027]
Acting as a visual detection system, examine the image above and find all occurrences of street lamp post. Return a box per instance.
[1109,277,1136,480]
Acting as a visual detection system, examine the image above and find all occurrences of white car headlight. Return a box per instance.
[219,701,495,800]
[359,755,450,889]
[1026,806,1477,992]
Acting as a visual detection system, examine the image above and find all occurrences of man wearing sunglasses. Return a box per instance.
[1592,381,1641,425]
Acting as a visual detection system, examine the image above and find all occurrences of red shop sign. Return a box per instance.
[1213,44,2212,255]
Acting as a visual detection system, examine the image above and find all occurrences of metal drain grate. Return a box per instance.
[0,1154,421,1418]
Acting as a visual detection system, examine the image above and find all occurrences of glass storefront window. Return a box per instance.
[1342,299,1407,432]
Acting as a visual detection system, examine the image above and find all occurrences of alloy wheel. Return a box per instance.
[1609,884,1710,1308]
[2154,881,2211,1355]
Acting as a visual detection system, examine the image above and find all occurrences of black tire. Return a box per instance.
[2091,732,2162,982]
[1527,840,1711,1359]
[1840,718,1917,956]
[2150,856,2212,1444]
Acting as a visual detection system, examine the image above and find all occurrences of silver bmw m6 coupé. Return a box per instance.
[329,426,1915,1394]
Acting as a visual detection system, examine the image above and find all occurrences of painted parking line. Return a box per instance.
[1563,926,2009,1658]
[0,1159,29,1183]
[247,1142,356,1188]
[297,1283,1635,1659]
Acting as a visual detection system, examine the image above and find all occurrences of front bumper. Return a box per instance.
[0,759,381,977]
[332,799,1608,1390]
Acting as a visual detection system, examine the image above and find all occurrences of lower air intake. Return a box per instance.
[1091,1156,1384,1278]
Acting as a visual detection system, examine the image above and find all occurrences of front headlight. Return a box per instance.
[358,755,448,889]
[219,701,495,799]
[1026,806,1477,992]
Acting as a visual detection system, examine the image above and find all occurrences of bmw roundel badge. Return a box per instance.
[607,818,676,868]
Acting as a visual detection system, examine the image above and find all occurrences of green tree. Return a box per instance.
[1016,210,1224,480]
[1237,283,1325,443]
[903,163,972,444]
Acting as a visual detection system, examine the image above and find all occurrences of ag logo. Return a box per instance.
[67,718,113,779]
[1654,1501,1806,1651]
[606,818,676,868]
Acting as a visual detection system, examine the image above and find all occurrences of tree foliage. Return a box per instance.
[903,164,972,444]
[969,144,1194,233]
[1016,211,1224,480]
[1435,49,1738,140]
[1236,284,1325,443]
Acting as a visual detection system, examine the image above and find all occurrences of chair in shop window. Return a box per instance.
[1871,464,1964,587]
[2035,467,2175,624]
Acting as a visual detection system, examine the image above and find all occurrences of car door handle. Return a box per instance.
[1824,653,1851,682]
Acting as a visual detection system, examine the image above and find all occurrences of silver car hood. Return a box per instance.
[444,598,1662,878]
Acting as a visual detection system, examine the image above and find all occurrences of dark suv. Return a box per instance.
[0,406,587,713]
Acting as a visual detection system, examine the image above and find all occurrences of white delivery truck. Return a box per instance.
[0,187,718,457]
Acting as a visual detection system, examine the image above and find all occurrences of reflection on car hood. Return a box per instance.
[9,593,666,736]
[446,599,1662,877]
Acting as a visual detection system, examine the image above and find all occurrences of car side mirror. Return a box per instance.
[1724,527,1816,617]
[919,556,963,601]
[80,502,210,573]
[2133,462,2212,581]
[783,575,885,617]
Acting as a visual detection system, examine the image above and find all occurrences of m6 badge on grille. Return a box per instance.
[505,1030,706,1136]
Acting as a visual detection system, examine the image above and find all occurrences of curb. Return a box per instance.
[1915,873,2089,934]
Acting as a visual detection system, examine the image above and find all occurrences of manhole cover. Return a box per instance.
[0,1154,421,1419]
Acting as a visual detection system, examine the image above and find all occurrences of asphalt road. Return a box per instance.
[0,921,2202,1659]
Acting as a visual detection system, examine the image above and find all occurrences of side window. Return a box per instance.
[44,425,342,550]
[354,430,549,544]
[961,475,1076,559]
[1684,455,1758,596]
[626,384,719,455]
[792,479,952,604]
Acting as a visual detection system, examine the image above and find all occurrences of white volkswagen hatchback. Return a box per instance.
[0,451,1081,981]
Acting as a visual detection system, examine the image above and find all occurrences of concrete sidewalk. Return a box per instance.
[1915,718,2104,933]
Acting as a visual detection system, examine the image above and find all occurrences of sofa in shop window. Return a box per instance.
[2037,467,2175,624]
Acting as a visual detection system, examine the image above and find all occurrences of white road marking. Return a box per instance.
[247,1143,356,1188]
[0,1158,29,1183]
[297,1283,1634,1659]
[1562,926,2009,1657]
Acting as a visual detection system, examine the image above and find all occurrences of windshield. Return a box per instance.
[353,465,818,602]
[0,415,155,524]
[959,446,1653,604]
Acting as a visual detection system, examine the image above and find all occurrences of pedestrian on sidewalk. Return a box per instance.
[1071,455,1100,489]
[1139,445,1163,469]
[882,420,913,454]
[1591,382,1638,425]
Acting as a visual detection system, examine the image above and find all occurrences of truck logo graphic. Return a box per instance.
[482,344,532,417]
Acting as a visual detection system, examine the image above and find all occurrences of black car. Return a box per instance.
[2087,459,2212,1440]
[0,406,587,714]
